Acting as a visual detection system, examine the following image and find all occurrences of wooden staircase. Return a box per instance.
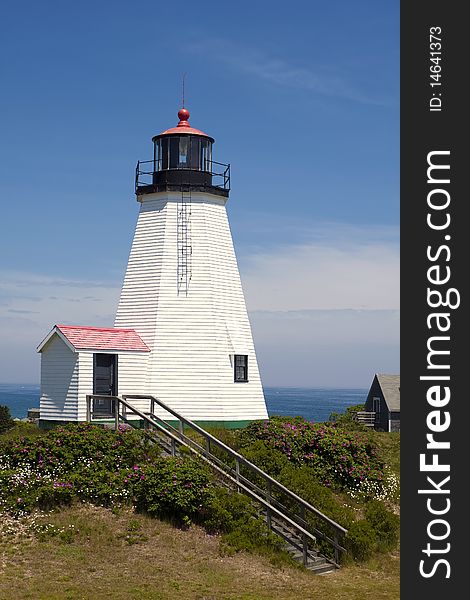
[86,393,347,573]
[263,511,339,574]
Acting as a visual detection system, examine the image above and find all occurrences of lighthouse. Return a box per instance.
[113,107,268,426]
[37,106,268,427]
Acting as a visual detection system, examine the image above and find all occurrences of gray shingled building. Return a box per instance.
[364,373,400,432]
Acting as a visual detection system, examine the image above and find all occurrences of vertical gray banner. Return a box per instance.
[401,2,466,597]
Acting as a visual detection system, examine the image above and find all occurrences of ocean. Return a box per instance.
[0,383,367,422]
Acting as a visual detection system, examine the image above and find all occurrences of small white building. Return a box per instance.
[37,107,269,428]
[37,325,150,424]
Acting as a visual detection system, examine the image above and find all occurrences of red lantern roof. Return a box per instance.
[153,108,214,141]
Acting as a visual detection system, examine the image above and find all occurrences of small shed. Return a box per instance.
[37,324,150,425]
[364,373,400,432]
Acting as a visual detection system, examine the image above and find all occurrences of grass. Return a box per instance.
[0,504,399,600]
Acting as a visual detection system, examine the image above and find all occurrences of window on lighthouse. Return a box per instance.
[188,137,201,169]
[234,355,248,382]
[169,138,179,168]
[201,139,212,172]
[178,137,189,168]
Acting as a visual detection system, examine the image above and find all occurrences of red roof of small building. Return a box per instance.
[55,325,150,352]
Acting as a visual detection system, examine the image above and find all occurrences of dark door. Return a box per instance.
[93,354,117,415]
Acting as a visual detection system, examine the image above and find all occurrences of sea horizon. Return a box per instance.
[0,383,367,422]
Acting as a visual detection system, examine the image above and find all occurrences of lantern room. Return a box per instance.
[154,107,214,172]
[135,108,230,196]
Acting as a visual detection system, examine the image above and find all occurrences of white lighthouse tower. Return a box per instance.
[114,107,268,427]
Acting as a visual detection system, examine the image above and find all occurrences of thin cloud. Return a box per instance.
[187,39,389,106]
[0,270,119,331]
[250,308,399,344]
[250,309,399,387]
[235,215,399,251]
[0,272,119,382]
[3,275,120,289]
[239,224,399,311]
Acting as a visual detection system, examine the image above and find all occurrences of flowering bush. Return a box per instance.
[133,457,214,522]
[0,424,210,519]
[239,416,386,491]
[0,420,400,563]
[347,466,400,503]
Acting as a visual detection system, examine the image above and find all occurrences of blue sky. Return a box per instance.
[0,0,399,386]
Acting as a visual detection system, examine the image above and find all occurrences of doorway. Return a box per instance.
[93,353,117,415]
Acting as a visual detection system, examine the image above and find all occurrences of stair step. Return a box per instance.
[285,551,336,574]
[307,563,336,575]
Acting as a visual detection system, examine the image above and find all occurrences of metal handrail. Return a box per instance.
[142,409,341,551]
[85,393,347,566]
[123,394,347,562]
[135,158,231,191]
[125,395,347,533]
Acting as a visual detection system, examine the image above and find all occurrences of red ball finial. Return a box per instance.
[177,108,190,126]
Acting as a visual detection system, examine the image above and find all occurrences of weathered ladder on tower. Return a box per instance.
[86,393,348,574]
[177,185,192,295]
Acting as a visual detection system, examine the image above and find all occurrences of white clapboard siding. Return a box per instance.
[114,352,150,415]
[115,190,268,423]
[40,335,79,421]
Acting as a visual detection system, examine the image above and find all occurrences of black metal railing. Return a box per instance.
[85,393,348,567]
[135,159,230,193]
